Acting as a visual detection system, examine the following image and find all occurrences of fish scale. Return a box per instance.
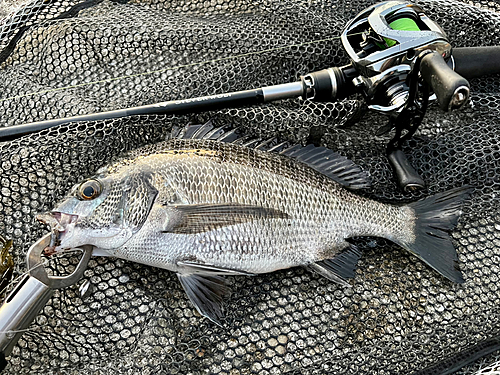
[39,125,471,324]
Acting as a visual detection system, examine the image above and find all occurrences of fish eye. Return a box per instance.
[78,179,102,200]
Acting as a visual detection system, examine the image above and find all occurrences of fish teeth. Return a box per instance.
[55,223,65,231]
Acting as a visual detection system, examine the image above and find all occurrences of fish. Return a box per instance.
[37,122,472,325]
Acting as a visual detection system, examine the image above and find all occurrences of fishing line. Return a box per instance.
[0,33,362,103]
[0,260,49,298]
[0,248,88,298]
[0,322,50,335]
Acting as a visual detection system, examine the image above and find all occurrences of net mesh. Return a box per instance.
[0,0,499,373]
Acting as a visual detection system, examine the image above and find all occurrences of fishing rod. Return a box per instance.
[1,1,500,191]
[0,1,499,371]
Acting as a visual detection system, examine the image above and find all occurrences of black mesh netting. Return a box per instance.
[0,0,499,374]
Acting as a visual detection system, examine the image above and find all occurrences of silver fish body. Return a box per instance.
[105,139,411,273]
[39,125,471,324]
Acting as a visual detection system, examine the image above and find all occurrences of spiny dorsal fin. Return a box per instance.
[170,122,370,190]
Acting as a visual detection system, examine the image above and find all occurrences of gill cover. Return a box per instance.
[120,171,159,229]
[46,170,158,250]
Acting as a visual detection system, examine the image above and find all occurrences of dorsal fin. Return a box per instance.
[169,122,370,190]
[169,120,217,140]
[279,144,370,190]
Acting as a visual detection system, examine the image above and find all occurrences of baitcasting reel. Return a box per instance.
[341,0,469,113]
[1,1,498,191]
[303,1,470,190]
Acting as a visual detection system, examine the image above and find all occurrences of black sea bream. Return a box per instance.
[38,123,471,324]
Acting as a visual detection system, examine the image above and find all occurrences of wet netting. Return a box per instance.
[0,0,499,374]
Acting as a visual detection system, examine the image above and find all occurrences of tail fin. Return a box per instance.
[398,186,473,283]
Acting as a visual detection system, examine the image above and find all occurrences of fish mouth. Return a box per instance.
[36,212,79,255]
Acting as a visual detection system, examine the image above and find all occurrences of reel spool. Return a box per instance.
[341,0,460,114]
[341,1,452,76]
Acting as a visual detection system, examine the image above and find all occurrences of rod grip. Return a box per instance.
[453,46,500,79]
[420,51,470,112]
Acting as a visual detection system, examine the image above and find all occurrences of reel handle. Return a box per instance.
[420,51,470,111]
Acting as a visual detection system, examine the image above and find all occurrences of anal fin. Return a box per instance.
[306,244,362,287]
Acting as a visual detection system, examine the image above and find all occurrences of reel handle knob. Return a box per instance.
[420,51,470,111]
[387,149,425,192]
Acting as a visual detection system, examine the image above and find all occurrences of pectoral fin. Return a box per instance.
[177,273,229,326]
[163,203,289,234]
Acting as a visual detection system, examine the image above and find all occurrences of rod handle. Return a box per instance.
[454,46,500,79]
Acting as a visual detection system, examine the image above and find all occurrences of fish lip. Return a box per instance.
[36,212,79,255]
